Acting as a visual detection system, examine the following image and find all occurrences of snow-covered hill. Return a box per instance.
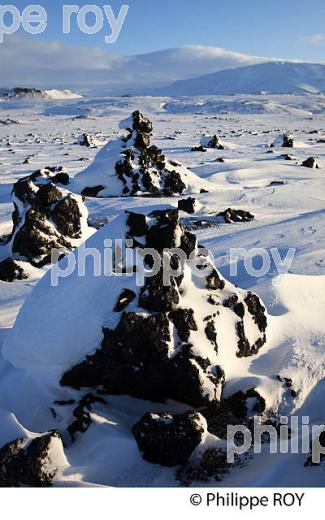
[0,88,82,101]
[156,61,325,96]
[0,36,273,94]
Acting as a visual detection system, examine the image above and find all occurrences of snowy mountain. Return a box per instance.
[0,36,272,94]
[156,61,325,96]
[0,87,82,101]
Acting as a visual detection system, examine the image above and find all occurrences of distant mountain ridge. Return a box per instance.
[0,87,82,101]
[155,61,325,96]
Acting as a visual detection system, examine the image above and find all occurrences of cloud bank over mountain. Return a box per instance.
[0,34,272,94]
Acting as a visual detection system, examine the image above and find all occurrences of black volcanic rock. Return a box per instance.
[61,208,267,409]
[178,197,198,214]
[74,111,200,197]
[302,157,320,169]
[77,133,96,148]
[201,135,224,150]
[217,208,255,223]
[1,168,90,268]
[132,411,206,466]
[0,431,64,487]
[0,258,27,282]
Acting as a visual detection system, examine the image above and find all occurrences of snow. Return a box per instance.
[0,93,325,486]
[156,62,325,97]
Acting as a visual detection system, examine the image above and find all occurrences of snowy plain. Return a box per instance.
[0,93,325,486]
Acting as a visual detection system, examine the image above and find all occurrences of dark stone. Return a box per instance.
[61,310,223,408]
[205,320,218,351]
[139,272,180,312]
[269,181,286,186]
[132,411,206,467]
[52,172,70,185]
[114,288,136,312]
[126,212,148,237]
[176,447,230,485]
[282,134,294,148]
[0,431,63,487]
[206,269,225,291]
[281,154,294,160]
[244,292,267,333]
[169,308,198,342]
[0,258,27,282]
[81,185,105,197]
[51,195,82,239]
[7,169,88,267]
[178,197,198,214]
[302,157,320,169]
[225,388,266,421]
[78,133,96,147]
[191,145,206,152]
[67,393,107,441]
[217,208,255,223]
[180,230,197,256]
[163,170,186,196]
[205,135,224,150]
[146,209,179,251]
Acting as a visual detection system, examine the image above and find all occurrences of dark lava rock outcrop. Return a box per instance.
[1,167,91,268]
[216,208,255,224]
[0,257,27,282]
[0,430,64,487]
[302,157,320,169]
[61,208,267,410]
[72,111,202,197]
[132,411,206,466]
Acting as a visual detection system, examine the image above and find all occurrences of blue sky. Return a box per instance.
[11,0,325,60]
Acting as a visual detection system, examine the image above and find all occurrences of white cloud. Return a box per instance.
[301,33,325,45]
[0,34,274,94]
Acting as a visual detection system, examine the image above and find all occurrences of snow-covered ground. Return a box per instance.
[0,94,325,486]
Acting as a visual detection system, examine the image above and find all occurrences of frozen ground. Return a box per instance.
[0,94,325,486]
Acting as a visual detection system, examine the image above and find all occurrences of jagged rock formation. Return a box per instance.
[1,167,91,268]
[302,157,320,169]
[72,111,204,197]
[61,209,267,411]
[0,430,65,487]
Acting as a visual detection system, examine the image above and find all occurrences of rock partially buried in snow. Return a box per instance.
[0,429,66,487]
[272,133,295,148]
[0,257,27,282]
[59,208,267,407]
[178,197,200,214]
[200,135,224,150]
[216,208,255,224]
[71,111,206,197]
[132,411,207,467]
[0,167,92,268]
[76,133,97,148]
[301,157,320,169]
